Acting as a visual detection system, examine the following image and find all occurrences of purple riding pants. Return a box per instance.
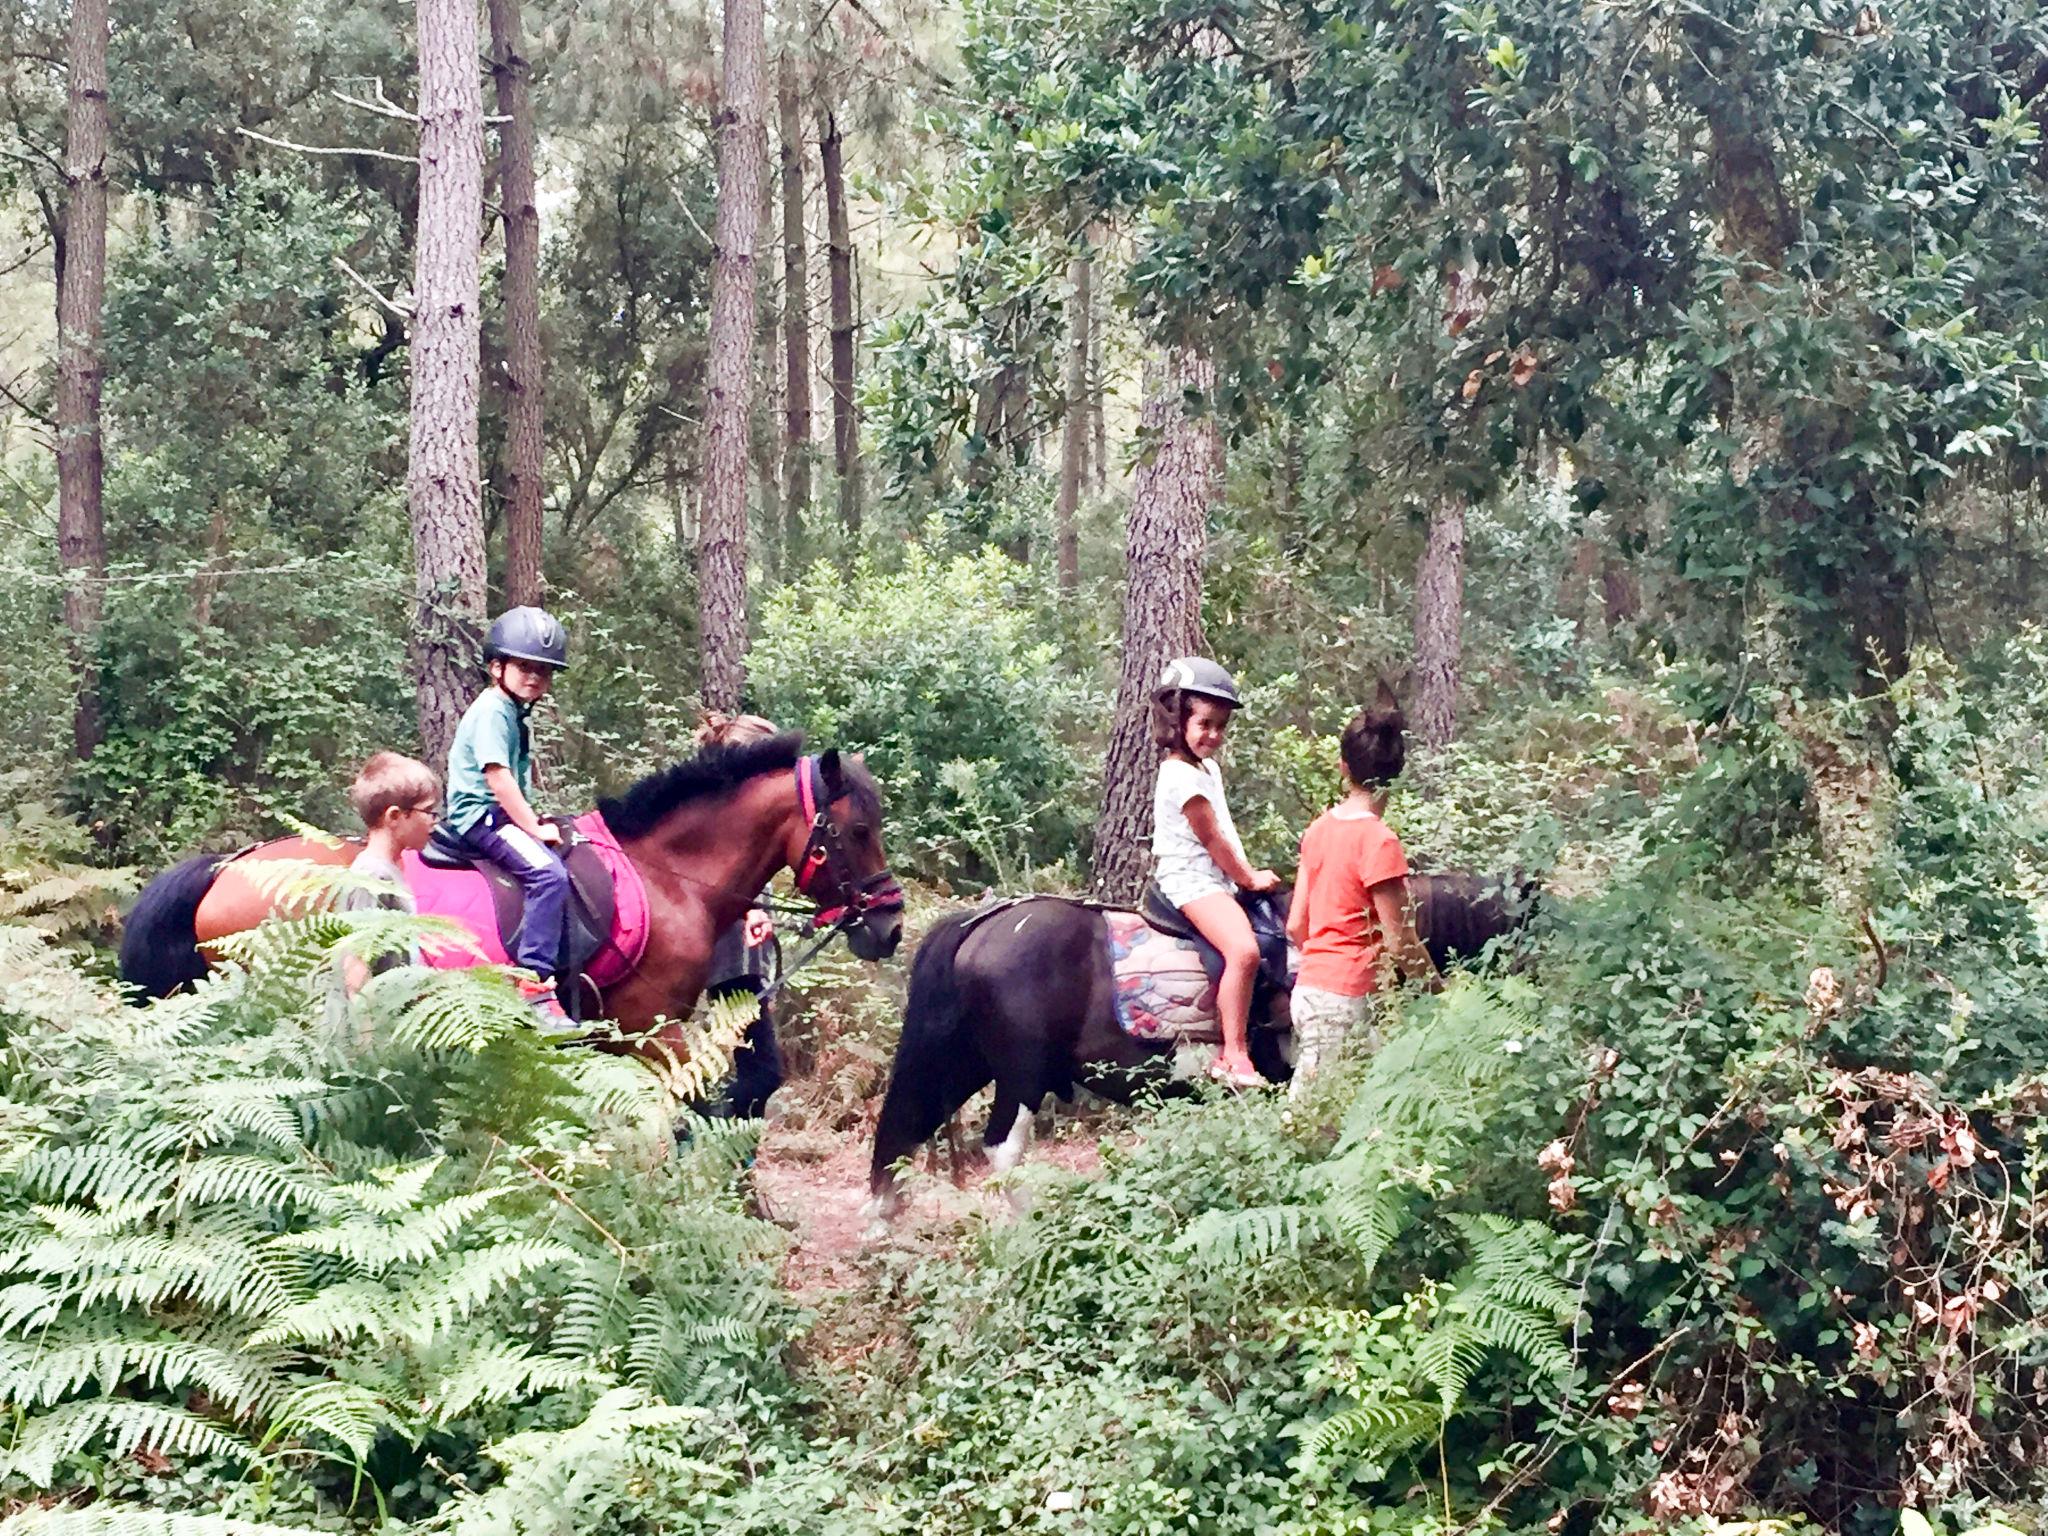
[459,810,570,980]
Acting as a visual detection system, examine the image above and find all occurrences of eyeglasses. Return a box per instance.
[409,803,439,817]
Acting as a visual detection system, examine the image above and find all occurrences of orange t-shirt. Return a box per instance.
[1292,808,1410,997]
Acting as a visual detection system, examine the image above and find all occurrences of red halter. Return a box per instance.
[791,755,904,931]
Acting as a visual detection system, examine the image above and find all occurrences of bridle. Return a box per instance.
[791,754,904,936]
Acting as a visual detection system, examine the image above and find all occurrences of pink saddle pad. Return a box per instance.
[398,810,650,989]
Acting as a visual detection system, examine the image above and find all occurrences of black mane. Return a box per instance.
[598,731,807,839]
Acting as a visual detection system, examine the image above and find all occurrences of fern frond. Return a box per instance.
[264,1377,389,1465]
[332,1157,445,1215]
[1412,1321,1492,1414]
[0,1329,286,1420]
[1306,1395,1443,1461]
[276,1188,507,1271]
[3,1399,250,1486]
[0,1510,312,1536]
[1320,1174,1408,1277]
[1174,1204,1324,1270]
[174,1156,347,1218]
[398,1241,580,1344]
[372,969,526,1054]
[11,1147,175,1208]
[419,1338,605,1424]
[245,1280,408,1350]
[1460,1297,1571,1381]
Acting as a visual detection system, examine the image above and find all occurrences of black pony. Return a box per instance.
[866,871,1535,1215]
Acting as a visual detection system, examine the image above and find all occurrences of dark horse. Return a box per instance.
[866,872,1533,1216]
[119,735,904,1092]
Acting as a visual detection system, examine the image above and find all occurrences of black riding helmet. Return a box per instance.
[1155,656,1241,708]
[484,606,569,671]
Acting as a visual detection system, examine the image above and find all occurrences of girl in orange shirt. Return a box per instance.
[1286,684,1439,1095]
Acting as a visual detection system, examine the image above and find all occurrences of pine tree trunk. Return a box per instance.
[1091,347,1218,901]
[1055,244,1090,591]
[697,0,767,713]
[488,0,545,609]
[1089,272,1107,492]
[409,0,490,766]
[820,108,861,533]
[778,54,812,541]
[752,135,783,571]
[1411,491,1466,750]
[55,0,109,761]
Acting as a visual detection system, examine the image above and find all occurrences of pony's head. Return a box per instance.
[804,749,904,962]
[1341,678,1407,788]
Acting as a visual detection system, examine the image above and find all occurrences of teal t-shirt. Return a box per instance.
[445,688,532,834]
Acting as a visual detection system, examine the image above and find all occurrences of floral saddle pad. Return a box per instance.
[1106,911,1224,1042]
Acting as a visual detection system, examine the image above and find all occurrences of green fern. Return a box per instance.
[0,895,786,1509]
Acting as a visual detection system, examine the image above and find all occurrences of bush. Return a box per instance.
[751,542,1104,888]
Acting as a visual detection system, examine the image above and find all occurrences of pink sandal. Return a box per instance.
[1207,1058,1268,1090]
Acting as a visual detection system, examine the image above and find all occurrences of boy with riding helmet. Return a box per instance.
[1151,657,1282,1088]
[444,606,573,1025]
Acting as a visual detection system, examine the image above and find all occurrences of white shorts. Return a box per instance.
[1154,864,1237,908]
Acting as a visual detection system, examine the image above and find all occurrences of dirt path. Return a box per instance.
[752,1112,1116,1302]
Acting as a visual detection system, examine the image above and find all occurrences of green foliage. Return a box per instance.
[751,542,1104,886]
[0,905,793,1526]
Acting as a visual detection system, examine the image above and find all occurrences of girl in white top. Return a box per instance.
[1149,657,1280,1088]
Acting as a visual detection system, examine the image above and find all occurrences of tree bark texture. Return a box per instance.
[1091,348,1219,902]
[488,0,546,609]
[1089,273,1107,492]
[778,55,812,538]
[697,0,767,713]
[820,108,861,533]
[55,0,109,761]
[1055,245,1090,590]
[752,131,783,569]
[409,0,490,767]
[1411,491,1466,750]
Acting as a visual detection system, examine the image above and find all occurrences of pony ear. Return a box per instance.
[819,749,845,794]
[1375,676,1401,715]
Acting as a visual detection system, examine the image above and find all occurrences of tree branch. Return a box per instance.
[333,256,414,318]
[237,126,418,164]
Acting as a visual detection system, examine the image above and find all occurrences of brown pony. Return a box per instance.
[118,734,903,1056]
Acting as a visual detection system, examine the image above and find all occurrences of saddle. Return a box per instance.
[421,818,617,1012]
[1139,884,1295,999]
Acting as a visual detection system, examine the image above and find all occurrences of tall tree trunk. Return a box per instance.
[1089,270,1107,492]
[1055,243,1090,591]
[753,134,783,573]
[820,107,861,533]
[55,0,109,761]
[778,54,812,543]
[1091,347,1219,901]
[488,0,545,609]
[1411,491,1466,750]
[409,0,490,766]
[697,0,767,712]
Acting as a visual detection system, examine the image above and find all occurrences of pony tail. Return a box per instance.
[117,854,225,1002]
[870,913,989,1193]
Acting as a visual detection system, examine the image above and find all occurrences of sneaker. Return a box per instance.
[524,989,581,1036]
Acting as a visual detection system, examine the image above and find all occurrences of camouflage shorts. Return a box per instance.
[1288,984,1381,1097]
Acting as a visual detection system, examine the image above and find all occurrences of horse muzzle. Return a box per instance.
[846,904,904,961]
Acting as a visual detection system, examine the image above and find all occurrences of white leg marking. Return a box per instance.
[987,1101,1035,1175]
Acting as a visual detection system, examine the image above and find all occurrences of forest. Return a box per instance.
[1,0,2046,1532]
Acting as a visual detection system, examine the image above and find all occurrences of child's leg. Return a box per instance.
[465,815,571,980]
[1180,891,1263,1073]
